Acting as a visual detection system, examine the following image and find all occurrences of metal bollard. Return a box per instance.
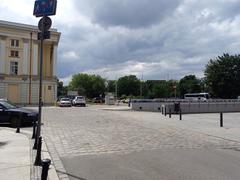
[32,119,37,139]
[220,112,223,127]
[33,125,39,149]
[161,107,164,115]
[16,114,22,133]
[41,159,51,180]
[169,109,171,118]
[34,136,42,166]
[164,106,167,116]
[179,109,182,120]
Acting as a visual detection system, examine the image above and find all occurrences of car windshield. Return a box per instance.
[61,98,70,101]
[77,97,84,100]
[0,101,17,109]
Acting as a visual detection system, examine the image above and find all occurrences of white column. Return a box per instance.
[32,43,38,75]
[53,45,58,76]
[23,41,29,75]
[0,39,6,74]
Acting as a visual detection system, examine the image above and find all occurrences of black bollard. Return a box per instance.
[33,125,39,149]
[164,106,167,116]
[34,136,42,166]
[16,114,21,133]
[161,107,164,115]
[220,112,223,127]
[179,109,182,120]
[32,119,37,139]
[41,159,51,180]
[169,109,171,118]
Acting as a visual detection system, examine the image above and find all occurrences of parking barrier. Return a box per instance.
[179,109,182,120]
[41,159,51,180]
[34,136,42,166]
[16,113,22,133]
[32,119,37,139]
[220,112,223,127]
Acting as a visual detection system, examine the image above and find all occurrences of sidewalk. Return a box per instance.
[0,127,59,180]
[0,128,30,180]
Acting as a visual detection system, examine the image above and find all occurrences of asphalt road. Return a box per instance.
[25,105,240,180]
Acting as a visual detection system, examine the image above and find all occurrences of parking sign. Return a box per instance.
[33,0,57,17]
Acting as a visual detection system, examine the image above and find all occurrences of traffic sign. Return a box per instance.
[33,0,57,17]
[38,16,52,31]
[38,31,50,40]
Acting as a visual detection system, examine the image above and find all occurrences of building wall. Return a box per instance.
[0,20,60,104]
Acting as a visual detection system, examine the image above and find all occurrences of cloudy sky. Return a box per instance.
[1,0,240,84]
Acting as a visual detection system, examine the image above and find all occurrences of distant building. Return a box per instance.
[0,20,61,104]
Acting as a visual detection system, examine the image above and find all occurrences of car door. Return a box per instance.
[0,104,9,122]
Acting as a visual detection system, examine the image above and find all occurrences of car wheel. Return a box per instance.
[10,116,19,128]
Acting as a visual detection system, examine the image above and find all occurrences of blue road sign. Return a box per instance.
[33,0,57,17]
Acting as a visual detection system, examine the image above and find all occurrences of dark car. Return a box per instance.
[0,100,38,127]
[92,97,105,103]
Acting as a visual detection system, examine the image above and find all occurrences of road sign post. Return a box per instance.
[33,0,57,164]
[34,0,57,17]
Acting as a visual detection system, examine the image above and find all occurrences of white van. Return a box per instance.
[184,93,210,101]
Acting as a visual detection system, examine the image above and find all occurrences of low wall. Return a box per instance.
[132,100,240,114]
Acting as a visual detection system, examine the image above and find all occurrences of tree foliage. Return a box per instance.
[69,73,106,98]
[178,75,201,97]
[117,75,140,97]
[205,53,240,98]
[57,79,68,98]
[106,80,116,93]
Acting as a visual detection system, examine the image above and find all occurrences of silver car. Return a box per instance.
[58,98,72,107]
[72,96,86,107]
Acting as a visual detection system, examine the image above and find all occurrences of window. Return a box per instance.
[48,86,52,90]
[10,39,19,47]
[10,62,18,75]
[10,50,19,57]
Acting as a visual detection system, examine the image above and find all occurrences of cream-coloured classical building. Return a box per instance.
[0,20,61,104]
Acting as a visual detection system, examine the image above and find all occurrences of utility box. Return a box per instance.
[105,93,115,105]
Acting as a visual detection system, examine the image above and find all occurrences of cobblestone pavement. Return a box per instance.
[42,106,240,157]
[39,105,240,179]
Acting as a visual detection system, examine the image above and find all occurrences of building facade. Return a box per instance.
[0,20,61,104]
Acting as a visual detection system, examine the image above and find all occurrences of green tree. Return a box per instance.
[117,75,140,97]
[57,79,68,98]
[152,81,170,98]
[106,80,116,93]
[178,75,201,97]
[69,73,106,98]
[205,53,240,98]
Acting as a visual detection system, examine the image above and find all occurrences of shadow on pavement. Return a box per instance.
[56,170,87,180]
[0,124,33,128]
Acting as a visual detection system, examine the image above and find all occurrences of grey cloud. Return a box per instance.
[75,0,181,28]
[57,0,240,83]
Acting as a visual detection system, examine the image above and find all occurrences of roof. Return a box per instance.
[0,19,58,32]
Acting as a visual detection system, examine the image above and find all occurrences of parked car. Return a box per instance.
[72,96,86,107]
[0,100,38,127]
[58,98,72,107]
[92,97,104,103]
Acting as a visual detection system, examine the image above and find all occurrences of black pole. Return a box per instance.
[33,123,38,149]
[34,136,42,166]
[161,107,163,115]
[16,114,21,133]
[169,109,171,118]
[32,118,37,139]
[179,109,182,120]
[36,16,45,146]
[41,159,51,180]
[164,106,167,116]
[220,112,223,127]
